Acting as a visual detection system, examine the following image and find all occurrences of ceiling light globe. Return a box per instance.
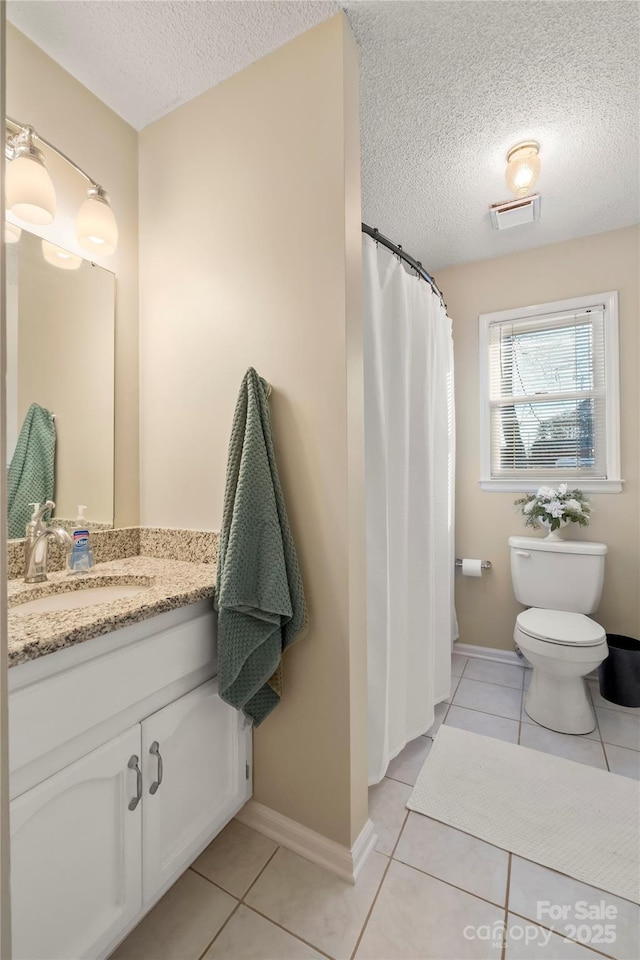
[77,188,118,255]
[6,153,56,225]
[505,141,540,199]
[42,239,83,271]
[4,221,22,244]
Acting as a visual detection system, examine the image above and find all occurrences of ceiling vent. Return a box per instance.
[490,194,541,230]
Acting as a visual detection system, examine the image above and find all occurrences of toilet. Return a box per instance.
[509,536,608,735]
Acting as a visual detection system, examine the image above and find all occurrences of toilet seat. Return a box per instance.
[517,609,605,647]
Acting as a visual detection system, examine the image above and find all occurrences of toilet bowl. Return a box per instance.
[515,608,608,735]
[509,535,608,735]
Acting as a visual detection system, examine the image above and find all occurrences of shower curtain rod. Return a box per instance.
[361,222,446,309]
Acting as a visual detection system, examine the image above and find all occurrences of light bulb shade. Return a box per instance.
[77,189,118,255]
[505,141,540,199]
[4,221,22,244]
[42,239,83,271]
[6,153,56,224]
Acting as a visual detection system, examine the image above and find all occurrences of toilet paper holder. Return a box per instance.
[455,558,492,570]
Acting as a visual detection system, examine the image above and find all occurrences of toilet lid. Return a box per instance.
[517,609,606,646]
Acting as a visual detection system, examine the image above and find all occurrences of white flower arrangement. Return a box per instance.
[515,484,592,533]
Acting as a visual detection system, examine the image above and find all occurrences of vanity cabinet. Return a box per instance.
[10,726,143,960]
[8,602,252,960]
[141,679,249,901]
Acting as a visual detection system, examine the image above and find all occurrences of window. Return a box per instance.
[479,292,621,492]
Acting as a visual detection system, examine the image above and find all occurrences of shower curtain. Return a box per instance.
[363,234,456,786]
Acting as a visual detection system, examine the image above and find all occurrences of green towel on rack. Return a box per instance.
[216,368,307,725]
[7,403,56,539]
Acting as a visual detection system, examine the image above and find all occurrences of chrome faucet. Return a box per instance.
[24,501,73,584]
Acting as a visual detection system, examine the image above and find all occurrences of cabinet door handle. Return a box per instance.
[149,741,163,795]
[128,755,142,811]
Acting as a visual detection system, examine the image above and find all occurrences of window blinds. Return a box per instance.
[487,306,606,479]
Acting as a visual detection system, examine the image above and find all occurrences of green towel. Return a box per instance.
[7,403,56,539]
[216,368,307,725]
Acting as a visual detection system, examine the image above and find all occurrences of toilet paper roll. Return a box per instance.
[461,558,483,577]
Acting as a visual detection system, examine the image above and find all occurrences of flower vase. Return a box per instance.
[541,519,569,541]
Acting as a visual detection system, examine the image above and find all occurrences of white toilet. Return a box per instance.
[509,536,608,735]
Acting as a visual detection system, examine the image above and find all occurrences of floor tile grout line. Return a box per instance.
[502,849,640,900]
[388,810,631,907]
[349,810,410,960]
[193,845,337,960]
[195,899,242,960]
[448,671,463,703]
[189,844,282,959]
[456,673,526,692]
[594,701,640,719]
[589,685,612,771]
[500,853,512,960]
[189,842,280,918]
[240,844,281,901]
[189,864,241,899]
[243,903,335,960]
[506,909,617,960]
[384,772,419,787]
[390,850,510,912]
[446,700,521,724]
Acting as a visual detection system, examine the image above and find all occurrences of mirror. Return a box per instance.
[5,228,115,538]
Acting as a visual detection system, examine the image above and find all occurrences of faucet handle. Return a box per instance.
[31,500,55,517]
[27,501,55,533]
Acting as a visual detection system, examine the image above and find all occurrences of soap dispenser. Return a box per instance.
[68,505,94,573]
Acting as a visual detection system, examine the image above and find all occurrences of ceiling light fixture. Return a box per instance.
[505,140,541,199]
[42,239,83,271]
[4,117,118,255]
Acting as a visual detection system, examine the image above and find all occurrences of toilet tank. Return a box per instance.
[509,536,607,613]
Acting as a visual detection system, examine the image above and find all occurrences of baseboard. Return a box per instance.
[454,641,528,667]
[454,642,600,682]
[236,800,377,884]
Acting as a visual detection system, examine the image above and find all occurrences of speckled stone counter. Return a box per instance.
[7,552,217,669]
[7,526,219,580]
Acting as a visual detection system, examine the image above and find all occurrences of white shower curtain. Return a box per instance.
[363,235,456,786]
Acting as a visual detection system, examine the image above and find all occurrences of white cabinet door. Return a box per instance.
[10,725,143,960]
[142,679,250,902]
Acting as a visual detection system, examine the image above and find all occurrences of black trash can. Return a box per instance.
[598,635,640,708]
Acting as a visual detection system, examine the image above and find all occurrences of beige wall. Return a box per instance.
[437,226,640,651]
[139,15,367,847]
[6,24,139,526]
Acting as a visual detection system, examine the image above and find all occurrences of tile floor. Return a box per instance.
[112,655,640,960]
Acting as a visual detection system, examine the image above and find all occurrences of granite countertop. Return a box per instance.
[8,555,216,669]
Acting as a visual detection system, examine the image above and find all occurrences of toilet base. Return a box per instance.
[525,670,596,735]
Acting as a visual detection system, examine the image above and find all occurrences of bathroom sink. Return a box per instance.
[11,584,149,615]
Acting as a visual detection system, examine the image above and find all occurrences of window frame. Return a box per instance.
[478,291,621,493]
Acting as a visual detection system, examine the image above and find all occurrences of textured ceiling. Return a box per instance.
[7,0,640,270]
[6,1,341,129]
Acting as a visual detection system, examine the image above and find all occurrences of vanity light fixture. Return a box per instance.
[76,186,118,256]
[505,140,541,199]
[4,117,118,254]
[5,125,56,224]
[41,239,83,271]
[4,221,22,244]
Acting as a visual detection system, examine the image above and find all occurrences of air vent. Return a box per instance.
[490,194,541,230]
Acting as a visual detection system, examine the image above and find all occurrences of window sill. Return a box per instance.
[479,479,623,494]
